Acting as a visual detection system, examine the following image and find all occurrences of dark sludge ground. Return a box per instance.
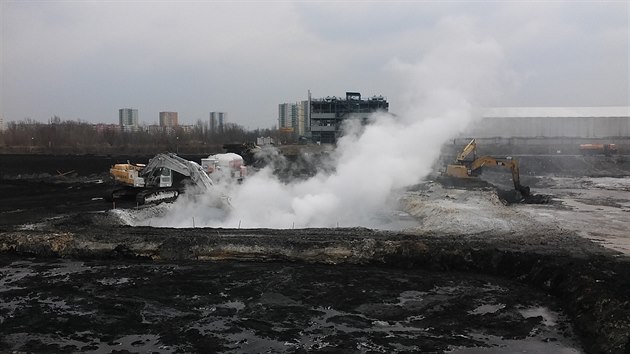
[0,256,580,354]
[1,154,630,353]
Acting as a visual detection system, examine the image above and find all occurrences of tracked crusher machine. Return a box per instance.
[106,153,214,204]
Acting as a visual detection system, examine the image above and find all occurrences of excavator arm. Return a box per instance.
[141,153,214,190]
[467,156,529,196]
[456,139,477,162]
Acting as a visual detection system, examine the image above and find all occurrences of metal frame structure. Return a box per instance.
[309,92,388,144]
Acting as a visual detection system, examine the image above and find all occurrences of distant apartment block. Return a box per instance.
[0,116,4,131]
[257,136,276,146]
[94,123,120,133]
[159,112,179,127]
[297,100,309,136]
[278,101,309,136]
[210,112,227,134]
[119,108,139,132]
[309,92,388,144]
[278,103,298,132]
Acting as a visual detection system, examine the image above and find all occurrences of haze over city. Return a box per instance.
[1,1,628,128]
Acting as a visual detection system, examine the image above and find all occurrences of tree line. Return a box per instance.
[0,118,289,155]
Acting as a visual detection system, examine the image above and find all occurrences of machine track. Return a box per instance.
[136,188,180,205]
[105,186,180,205]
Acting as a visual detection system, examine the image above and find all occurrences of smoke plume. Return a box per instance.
[137,17,509,229]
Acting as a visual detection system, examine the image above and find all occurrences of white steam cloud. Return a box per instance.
[137,17,509,229]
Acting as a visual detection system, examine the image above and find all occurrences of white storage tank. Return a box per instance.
[201,153,247,181]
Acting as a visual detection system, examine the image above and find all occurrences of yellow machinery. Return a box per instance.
[445,139,530,196]
[579,143,617,156]
[109,163,146,187]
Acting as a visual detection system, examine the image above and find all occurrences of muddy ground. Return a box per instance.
[1,153,630,353]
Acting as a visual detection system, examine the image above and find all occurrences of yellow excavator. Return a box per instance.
[444,139,531,197]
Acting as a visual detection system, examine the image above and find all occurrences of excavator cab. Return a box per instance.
[444,164,473,179]
[158,168,172,188]
[143,167,173,189]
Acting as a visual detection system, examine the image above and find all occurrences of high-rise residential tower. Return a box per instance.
[210,112,227,134]
[159,112,179,127]
[119,108,139,132]
[278,101,309,137]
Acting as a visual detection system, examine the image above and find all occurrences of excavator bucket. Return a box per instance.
[516,184,531,197]
[502,184,552,204]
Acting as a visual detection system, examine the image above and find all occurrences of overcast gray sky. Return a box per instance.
[1,1,628,128]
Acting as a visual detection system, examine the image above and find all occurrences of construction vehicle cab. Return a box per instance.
[145,167,173,188]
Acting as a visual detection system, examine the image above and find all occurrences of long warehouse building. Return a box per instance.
[465,107,630,138]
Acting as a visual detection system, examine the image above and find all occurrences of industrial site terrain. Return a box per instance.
[0,150,629,353]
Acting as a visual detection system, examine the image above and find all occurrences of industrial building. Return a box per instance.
[119,108,139,132]
[455,106,630,154]
[465,107,630,138]
[309,92,388,144]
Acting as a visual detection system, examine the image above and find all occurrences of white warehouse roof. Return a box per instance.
[464,106,630,138]
[483,107,630,119]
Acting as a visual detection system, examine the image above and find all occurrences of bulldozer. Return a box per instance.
[444,139,531,197]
